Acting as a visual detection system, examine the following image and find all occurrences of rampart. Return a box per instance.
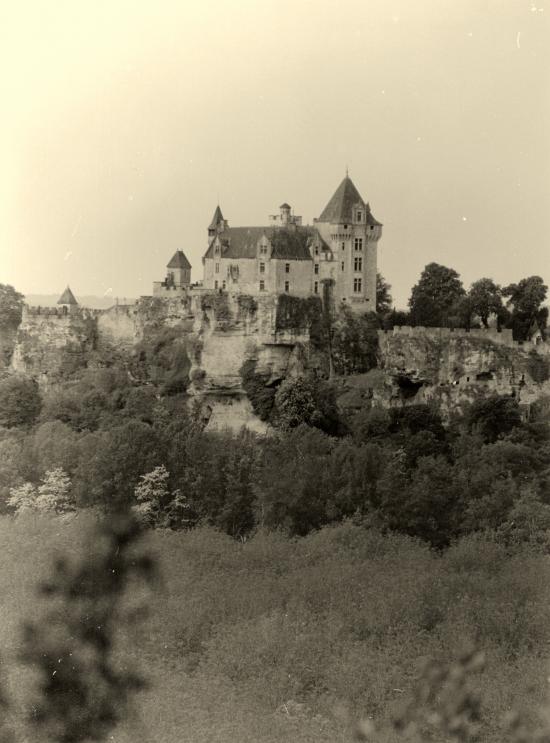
[381,325,546,353]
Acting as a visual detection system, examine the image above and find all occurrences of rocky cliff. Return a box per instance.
[11,292,315,431]
[10,299,550,429]
[335,326,550,419]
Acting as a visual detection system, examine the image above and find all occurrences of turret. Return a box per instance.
[57,286,78,313]
[208,205,226,238]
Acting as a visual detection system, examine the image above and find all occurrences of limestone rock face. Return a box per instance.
[12,293,311,430]
[375,326,550,417]
[10,302,550,430]
[11,307,97,384]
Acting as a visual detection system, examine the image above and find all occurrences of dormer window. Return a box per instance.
[314,245,319,256]
[357,211,362,222]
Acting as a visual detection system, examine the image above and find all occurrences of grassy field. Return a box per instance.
[1,514,549,742]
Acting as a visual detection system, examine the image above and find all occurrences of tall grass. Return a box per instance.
[1,516,549,742]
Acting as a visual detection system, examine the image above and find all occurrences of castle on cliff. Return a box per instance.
[153,175,383,311]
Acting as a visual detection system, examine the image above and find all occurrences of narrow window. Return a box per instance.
[341,261,345,271]
[353,278,362,293]
[357,211,362,222]
[314,281,319,294]
[259,280,265,291]
[284,281,290,293]
[222,280,226,290]
[354,237,363,251]
[341,242,345,250]
[354,257,362,272]
[214,280,218,290]
[314,246,319,256]
[285,263,290,273]
[314,263,319,275]
[215,263,219,274]
[260,262,265,274]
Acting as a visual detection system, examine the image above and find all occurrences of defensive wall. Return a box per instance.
[380,325,547,353]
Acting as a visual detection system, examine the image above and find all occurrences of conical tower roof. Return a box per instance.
[167,250,192,269]
[209,205,224,230]
[57,286,78,305]
[318,176,365,223]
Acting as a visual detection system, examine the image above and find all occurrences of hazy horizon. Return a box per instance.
[1,0,549,308]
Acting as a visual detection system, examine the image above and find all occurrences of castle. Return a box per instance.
[153,174,383,310]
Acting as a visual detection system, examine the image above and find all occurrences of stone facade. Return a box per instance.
[201,176,382,309]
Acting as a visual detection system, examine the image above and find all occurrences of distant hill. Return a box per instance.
[24,294,138,309]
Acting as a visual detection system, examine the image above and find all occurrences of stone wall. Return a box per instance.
[11,306,97,384]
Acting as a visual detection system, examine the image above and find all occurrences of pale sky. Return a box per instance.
[1,0,549,307]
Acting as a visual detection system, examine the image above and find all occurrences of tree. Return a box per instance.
[468,278,505,328]
[133,464,170,525]
[408,263,465,327]
[36,467,74,513]
[466,394,522,443]
[74,420,163,508]
[0,284,24,330]
[502,276,548,340]
[0,375,42,428]
[330,308,379,375]
[255,426,336,535]
[7,483,38,514]
[376,273,392,315]
[7,468,74,515]
[273,375,341,434]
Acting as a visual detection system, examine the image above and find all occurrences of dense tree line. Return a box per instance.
[378,265,548,340]
[1,361,549,549]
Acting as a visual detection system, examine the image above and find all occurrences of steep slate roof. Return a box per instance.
[167,250,192,269]
[57,286,78,305]
[209,205,224,230]
[318,176,382,226]
[279,202,291,209]
[203,226,329,261]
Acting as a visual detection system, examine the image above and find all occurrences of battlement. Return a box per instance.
[378,325,550,354]
[23,304,100,321]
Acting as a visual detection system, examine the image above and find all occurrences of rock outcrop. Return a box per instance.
[10,301,550,429]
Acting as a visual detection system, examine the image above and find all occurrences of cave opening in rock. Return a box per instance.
[396,374,424,399]
[476,371,494,381]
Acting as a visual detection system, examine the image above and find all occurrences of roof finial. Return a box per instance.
[345,164,349,178]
